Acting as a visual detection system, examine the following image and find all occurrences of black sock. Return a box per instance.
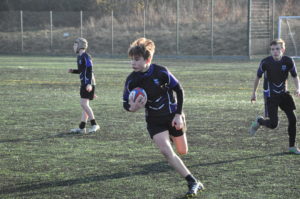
[91,119,97,126]
[185,174,197,183]
[79,122,86,129]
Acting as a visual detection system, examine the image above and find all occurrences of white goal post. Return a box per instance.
[278,16,300,58]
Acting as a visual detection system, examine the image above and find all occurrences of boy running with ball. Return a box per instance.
[123,38,204,197]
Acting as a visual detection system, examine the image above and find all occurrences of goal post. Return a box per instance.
[278,16,300,58]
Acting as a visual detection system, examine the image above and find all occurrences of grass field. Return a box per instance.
[0,55,299,199]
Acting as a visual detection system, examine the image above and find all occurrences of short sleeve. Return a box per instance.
[257,60,266,78]
[84,54,93,68]
[289,58,297,77]
[161,69,179,88]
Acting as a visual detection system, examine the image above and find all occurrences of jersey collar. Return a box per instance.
[139,64,154,77]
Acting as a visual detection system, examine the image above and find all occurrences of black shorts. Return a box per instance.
[146,113,186,139]
[264,92,296,117]
[80,85,95,100]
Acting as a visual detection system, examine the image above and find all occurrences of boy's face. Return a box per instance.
[131,55,149,72]
[270,44,284,60]
[73,43,78,53]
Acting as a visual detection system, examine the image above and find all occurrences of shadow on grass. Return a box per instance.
[191,152,290,168]
[0,152,292,196]
[0,161,171,195]
[0,132,89,143]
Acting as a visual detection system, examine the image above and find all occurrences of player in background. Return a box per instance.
[250,38,300,154]
[122,38,204,197]
[68,38,100,134]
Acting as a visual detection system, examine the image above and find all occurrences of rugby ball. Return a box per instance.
[129,87,147,102]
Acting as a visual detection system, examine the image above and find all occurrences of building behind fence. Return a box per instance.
[0,0,299,58]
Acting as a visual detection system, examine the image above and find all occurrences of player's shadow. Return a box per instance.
[0,153,291,197]
[0,161,171,195]
[0,132,89,143]
[191,152,290,168]
[170,152,291,199]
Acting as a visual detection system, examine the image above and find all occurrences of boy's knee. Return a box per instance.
[80,101,88,108]
[290,120,296,126]
[267,117,278,129]
[269,122,278,129]
[177,150,188,155]
[160,148,175,159]
[177,148,188,155]
[289,116,297,125]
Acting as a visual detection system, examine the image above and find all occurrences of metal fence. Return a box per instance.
[0,0,298,58]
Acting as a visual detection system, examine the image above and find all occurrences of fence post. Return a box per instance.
[143,3,146,38]
[111,10,114,55]
[211,0,214,57]
[50,11,53,50]
[176,0,179,55]
[248,0,252,59]
[20,10,23,53]
[272,0,275,39]
[278,16,282,39]
[80,10,83,37]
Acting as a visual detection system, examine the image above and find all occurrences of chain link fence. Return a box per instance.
[0,0,298,58]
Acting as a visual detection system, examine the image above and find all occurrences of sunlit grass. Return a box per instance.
[0,55,299,199]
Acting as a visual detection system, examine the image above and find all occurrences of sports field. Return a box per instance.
[0,55,299,199]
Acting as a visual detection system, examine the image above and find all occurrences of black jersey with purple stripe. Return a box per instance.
[72,52,93,86]
[123,64,181,117]
[257,56,297,97]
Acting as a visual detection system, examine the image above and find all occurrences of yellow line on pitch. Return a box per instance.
[1,80,76,85]
[2,79,252,90]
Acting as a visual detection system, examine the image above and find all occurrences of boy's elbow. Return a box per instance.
[256,75,262,79]
[123,103,131,112]
[124,107,131,112]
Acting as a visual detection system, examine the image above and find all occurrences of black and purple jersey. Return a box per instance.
[123,64,183,117]
[257,56,297,97]
[71,52,93,86]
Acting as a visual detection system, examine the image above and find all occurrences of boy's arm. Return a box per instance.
[252,60,265,103]
[123,78,135,112]
[161,69,183,114]
[68,69,80,74]
[84,56,93,85]
[161,70,184,115]
[163,71,184,130]
[292,76,300,96]
[123,83,131,112]
[251,76,261,103]
[172,84,184,114]
[122,79,146,112]
[289,58,300,96]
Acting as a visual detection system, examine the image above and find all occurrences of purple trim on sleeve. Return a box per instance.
[84,56,93,68]
[161,70,179,88]
[122,79,132,111]
[257,61,264,78]
[290,58,297,77]
[123,80,132,101]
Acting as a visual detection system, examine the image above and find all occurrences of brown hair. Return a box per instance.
[270,38,285,49]
[128,38,155,60]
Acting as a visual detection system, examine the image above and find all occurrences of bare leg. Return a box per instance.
[81,110,88,123]
[171,133,188,155]
[153,131,191,177]
[80,98,95,120]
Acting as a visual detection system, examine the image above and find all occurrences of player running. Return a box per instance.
[123,37,205,197]
[250,38,300,154]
